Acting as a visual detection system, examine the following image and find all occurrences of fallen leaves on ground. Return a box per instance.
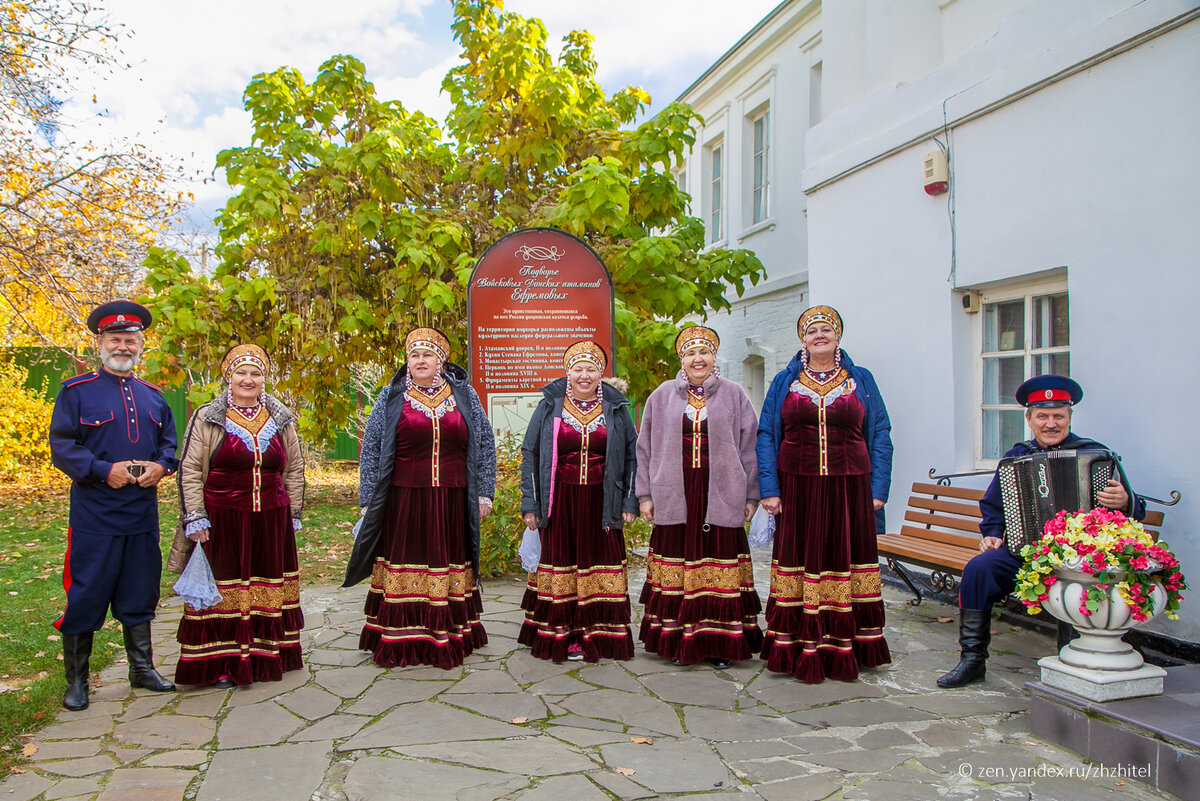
[629,736,652,745]
[20,745,36,757]
[511,717,528,724]
[615,767,635,777]
[935,616,953,623]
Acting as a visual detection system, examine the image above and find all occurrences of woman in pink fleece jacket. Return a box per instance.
[635,326,763,668]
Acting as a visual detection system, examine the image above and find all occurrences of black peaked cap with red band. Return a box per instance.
[87,300,153,334]
[1015,374,1082,408]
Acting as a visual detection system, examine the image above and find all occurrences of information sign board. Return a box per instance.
[467,228,615,435]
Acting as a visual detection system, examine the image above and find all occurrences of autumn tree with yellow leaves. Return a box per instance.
[0,0,185,351]
[0,1,185,493]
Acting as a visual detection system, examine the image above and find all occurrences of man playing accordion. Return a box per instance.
[938,375,1145,689]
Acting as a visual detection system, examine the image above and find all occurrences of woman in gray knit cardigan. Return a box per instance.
[635,326,763,668]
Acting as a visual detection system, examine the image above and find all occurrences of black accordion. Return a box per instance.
[997,447,1117,553]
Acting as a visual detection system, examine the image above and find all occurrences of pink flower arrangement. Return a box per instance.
[1015,508,1187,622]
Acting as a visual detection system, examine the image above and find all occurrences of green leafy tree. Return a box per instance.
[144,0,764,444]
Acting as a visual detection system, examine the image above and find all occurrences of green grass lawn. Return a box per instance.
[0,472,360,773]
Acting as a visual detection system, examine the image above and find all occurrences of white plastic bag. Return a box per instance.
[747,505,775,549]
[352,516,363,541]
[518,526,541,572]
[172,545,222,610]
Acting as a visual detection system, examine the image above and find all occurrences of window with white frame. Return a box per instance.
[980,289,1070,460]
[707,142,724,244]
[751,109,770,224]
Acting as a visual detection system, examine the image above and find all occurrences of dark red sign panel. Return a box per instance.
[468,228,615,433]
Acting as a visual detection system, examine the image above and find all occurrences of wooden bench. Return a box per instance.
[877,481,1167,606]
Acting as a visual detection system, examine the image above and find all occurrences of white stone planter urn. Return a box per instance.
[1036,560,1168,701]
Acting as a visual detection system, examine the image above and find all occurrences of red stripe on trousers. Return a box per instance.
[53,526,73,630]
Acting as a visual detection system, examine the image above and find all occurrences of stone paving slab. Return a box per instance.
[559,688,687,736]
[112,715,215,750]
[511,774,610,801]
[36,755,117,778]
[26,741,101,762]
[197,742,329,801]
[441,690,551,722]
[42,776,101,800]
[641,670,741,709]
[288,712,370,742]
[0,581,1181,801]
[172,690,226,718]
[338,700,526,751]
[217,701,304,749]
[96,767,194,801]
[599,739,736,795]
[396,736,599,775]
[342,755,528,801]
[343,678,450,714]
[275,685,342,720]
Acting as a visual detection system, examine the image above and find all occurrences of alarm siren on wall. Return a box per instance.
[923,149,949,196]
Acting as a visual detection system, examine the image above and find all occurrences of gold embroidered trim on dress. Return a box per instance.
[646,555,754,594]
[768,563,884,607]
[531,564,628,600]
[227,405,270,437]
[563,396,604,432]
[405,382,455,419]
[370,562,474,600]
[209,579,301,614]
[794,367,850,397]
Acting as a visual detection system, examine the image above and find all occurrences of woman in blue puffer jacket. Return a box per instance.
[756,305,893,683]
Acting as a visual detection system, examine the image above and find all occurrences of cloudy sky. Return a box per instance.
[60,0,782,239]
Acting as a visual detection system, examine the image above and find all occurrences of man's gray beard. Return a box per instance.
[101,348,139,373]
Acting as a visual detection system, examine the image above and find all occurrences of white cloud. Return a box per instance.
[48,0,780,235]
[506,0,782,99]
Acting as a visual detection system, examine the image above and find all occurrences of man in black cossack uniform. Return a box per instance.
[48,301,178,710]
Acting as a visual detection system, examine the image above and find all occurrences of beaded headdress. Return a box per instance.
[221,344,270,383]
[563,340,607,372]
[796,305,843,340]
[405,327,450,362]
[674,325,720,359]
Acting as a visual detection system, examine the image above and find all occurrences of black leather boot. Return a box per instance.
[62,632,93,710]
[123,623,175,692]
[937,608,992,688]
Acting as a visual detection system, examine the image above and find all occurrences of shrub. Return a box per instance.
[0,363,56,486]
[478,434,524,575]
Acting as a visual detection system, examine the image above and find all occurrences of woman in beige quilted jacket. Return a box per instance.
[172,344,305,687]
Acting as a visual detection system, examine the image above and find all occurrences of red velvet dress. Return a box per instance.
[639,416,762,663]
[175,428,303,686]
[760,371,891,682]
[358,400,487,668]
[519,419,634,662]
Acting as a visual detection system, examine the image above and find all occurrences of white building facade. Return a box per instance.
[682,0,1200,646]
